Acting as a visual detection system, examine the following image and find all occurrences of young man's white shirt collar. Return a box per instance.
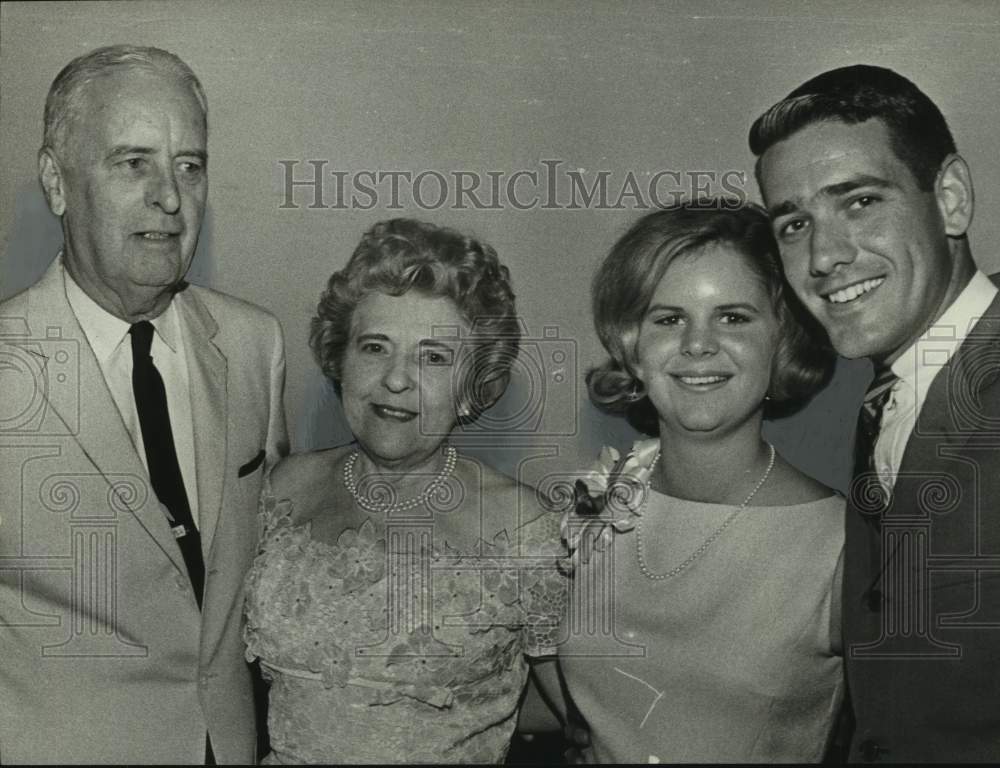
[873,270,998,494]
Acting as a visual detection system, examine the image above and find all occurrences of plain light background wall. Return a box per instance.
[3,0,998,491]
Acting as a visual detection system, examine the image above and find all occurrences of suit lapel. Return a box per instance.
[898,293,1000,481]
[868,295,1000,589]
[24,259,189,575]
[174,287,228,558]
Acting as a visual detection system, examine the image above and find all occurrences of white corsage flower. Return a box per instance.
[559,439,660,573]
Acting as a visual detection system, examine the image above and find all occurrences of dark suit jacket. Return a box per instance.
[844,289,1000,763]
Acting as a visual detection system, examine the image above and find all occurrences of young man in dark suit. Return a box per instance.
[750,65,999,763]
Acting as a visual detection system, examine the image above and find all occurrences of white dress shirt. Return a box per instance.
[64,264,200,528]
[874,270,998,495]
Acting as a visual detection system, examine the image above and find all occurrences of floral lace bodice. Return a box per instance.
[243,483,566,764]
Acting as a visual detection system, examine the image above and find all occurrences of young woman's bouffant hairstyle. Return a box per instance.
[587,200,835,435]
[310,218,520,422]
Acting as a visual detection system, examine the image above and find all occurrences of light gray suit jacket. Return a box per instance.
[0,257,288,763]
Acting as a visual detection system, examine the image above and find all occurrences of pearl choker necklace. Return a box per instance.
[636,443,775,581]
[342,445,458,514]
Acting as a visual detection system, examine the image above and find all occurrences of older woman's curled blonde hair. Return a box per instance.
[310,218,520,421]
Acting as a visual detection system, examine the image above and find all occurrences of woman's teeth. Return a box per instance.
[678,375,727,385]
[374,404,416,420]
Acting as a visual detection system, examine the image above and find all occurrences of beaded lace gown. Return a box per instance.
[243,475,566,764]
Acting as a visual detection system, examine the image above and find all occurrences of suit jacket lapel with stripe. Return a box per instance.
[24,258,230,582]
[174,287,228,560]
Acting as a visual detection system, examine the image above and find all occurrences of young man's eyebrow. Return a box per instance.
[767,175,894,218]
[822,175,894,198]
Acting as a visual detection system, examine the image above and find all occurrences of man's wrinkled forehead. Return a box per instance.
[756,118,901,210]
[60,67,206,155]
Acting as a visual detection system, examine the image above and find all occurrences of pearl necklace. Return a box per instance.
[635,443,775,581]
[342,445,458,514]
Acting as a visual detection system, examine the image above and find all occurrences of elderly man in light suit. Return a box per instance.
[0,45,287,763]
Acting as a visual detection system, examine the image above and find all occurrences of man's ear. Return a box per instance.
[38,148,67,216]
[935,153,974,238]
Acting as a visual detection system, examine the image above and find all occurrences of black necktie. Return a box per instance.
[130,321,205,609]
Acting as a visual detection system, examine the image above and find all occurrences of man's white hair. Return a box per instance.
[42,44,208,158]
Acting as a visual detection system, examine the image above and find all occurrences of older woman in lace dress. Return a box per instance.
[243,219,564,764]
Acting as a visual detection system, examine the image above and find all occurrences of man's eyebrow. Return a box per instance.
[768,200,799,219]
[106,146,208,162]
[767,175,895,219]
[179,148,208,163]
[106,145,155,160]
[822,175,894,198]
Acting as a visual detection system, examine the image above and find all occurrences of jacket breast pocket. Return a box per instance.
[238,450,265,479]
